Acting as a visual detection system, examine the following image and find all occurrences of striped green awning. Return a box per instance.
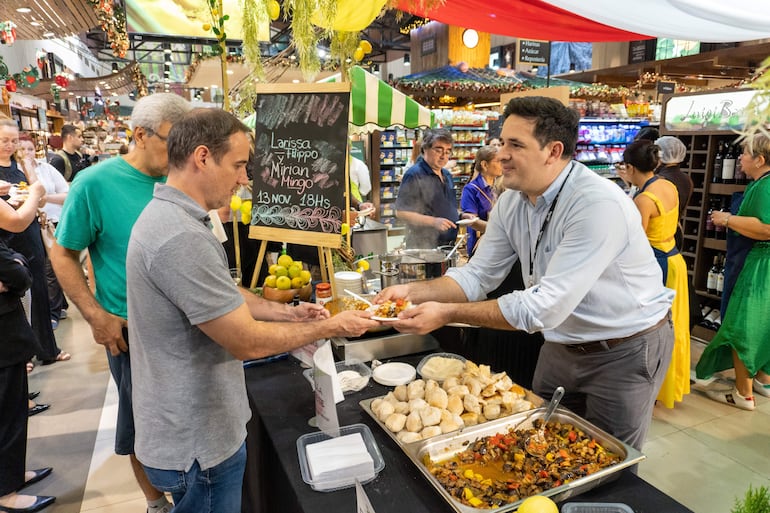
[242,66,434,133]
[347,66,434,133]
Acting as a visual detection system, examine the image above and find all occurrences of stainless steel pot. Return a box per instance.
[376,248,455,287]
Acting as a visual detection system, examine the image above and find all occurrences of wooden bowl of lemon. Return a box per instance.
[261,254,313,303]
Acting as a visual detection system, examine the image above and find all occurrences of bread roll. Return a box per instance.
[408,398,428,413]
[426,387,448,409]
[483,402,501,420]
[377,400,395,421]
[385,413,407,433]
[419,406,442,426]
[405,410,423,432]
[393,401,409,414]
[420,426,442,438]
[393,384,408,402]
[397,431,422,444]
[447,394,464,415]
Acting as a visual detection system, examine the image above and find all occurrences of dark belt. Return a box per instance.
[564,313,670,354]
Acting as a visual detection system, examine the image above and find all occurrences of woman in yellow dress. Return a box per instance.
[622,139,690,408]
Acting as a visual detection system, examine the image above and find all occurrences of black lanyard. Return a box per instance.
[528,164,574,287]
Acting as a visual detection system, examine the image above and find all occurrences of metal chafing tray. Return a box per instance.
[360,399,644,513]
[331,332,439,362]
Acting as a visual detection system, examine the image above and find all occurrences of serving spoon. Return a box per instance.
[344,289,374,307]
[525,386,565,457]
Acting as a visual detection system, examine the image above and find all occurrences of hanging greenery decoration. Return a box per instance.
[86,0,129,58]
[203,0,231,110]
[241,0,268,81]
[284,0,324,81]
[740,56,770,141]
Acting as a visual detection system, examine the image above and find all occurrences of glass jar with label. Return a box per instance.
[315,282,332,306]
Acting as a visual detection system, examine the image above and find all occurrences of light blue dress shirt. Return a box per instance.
[445,161,674,344]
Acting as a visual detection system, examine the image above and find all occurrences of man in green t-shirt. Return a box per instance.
[50,93,192,513]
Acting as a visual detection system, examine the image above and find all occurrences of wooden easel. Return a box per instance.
[248,227,341,295]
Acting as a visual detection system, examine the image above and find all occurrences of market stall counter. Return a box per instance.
[242,352,694,513]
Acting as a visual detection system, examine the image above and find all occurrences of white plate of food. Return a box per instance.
[367,299,413,322]
[456,217,479,226]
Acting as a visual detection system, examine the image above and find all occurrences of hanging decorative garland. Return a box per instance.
[86,0,129,58]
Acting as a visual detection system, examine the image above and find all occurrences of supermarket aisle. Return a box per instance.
[23,308,770,513]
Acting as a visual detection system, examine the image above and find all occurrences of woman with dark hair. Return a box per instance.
[623,139,690,408]
[460,145,502,256]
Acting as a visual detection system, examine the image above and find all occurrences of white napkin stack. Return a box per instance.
[305,432,375,490]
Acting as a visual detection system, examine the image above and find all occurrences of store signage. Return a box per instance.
[249,83,351,249]
[517,39,550,66]
[663,89,761,132]
[628,40,649,64]
[657,81,676,94]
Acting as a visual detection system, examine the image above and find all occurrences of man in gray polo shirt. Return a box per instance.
[126,108,379,513]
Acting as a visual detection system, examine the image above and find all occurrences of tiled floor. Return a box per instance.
[24,308,770,513]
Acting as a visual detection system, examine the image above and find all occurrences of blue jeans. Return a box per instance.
[143,442,246,513]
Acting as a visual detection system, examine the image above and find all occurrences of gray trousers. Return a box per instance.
[533,315,673,452]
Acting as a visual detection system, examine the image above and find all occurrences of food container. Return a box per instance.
[561,503,635,513]
[303,360,372,394]
[377,248,455,286]
[296,423,385,492]
[416,352,467,382]
[358,403,644,513]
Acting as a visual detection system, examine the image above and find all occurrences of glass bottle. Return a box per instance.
[722,143,736,184]
[707,255,719,295]
[716,256,725,296]
[712,141,724,183]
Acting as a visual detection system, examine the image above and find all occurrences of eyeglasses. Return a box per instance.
[144,128,168,142]
[429,146,453,157]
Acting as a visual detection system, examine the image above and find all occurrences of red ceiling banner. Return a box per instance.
[396,0,652,42]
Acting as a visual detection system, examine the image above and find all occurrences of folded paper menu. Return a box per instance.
[305,432,375,489]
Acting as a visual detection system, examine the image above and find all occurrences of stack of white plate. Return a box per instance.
[334,271,364,297]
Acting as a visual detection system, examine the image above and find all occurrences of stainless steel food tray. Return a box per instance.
[360,400,645,513]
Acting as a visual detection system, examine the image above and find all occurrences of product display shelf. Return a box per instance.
[664,131,747,342]
[575,118,655,181]
[371,128,421,233]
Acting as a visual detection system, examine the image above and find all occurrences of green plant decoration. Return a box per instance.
[241,0,268,81]
[330,31,360,77]
[285,0,322,81]
[205,0,231,110]
[732,485,770,513]
[741,56,770,141]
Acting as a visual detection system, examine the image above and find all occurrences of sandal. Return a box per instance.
[41,351,71,365]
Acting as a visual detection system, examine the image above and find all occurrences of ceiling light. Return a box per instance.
[404,53,410,66]
[43,31,54,37]
[211,84,218,88]
[226,69,234,75]
[112,63,119,73]
[68,92,74,95]
[462,29,479,49]
[16,7,32,13]
[30,21,42,26]
[292,79,300,83]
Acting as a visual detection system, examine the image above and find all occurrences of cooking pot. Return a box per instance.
[375,248,456,287]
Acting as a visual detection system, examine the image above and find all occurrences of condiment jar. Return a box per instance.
[315,282,332,306]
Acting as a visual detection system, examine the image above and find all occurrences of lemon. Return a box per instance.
[202,23,212,31]
[299,269,312,285]
[263,275,277,288]
[241,211,251,224]
[239,200,252,216]
[353,47,365,62]
[230,195,242,210]
[268,0,280,20]
[273,265,288,277]
[356,266,365,274]
[288,264,302,279]
[268,264,280,276]
[360,40,372,54]
[291,276,304,289]
[277,254,294,269]
[517,495,558,513]
[341,223,349,235]
[354,259,370,271]
[276,275,292,290]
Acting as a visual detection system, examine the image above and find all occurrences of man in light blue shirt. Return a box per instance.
[378,96,673,450]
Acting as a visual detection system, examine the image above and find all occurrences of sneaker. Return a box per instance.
[753,379,770,398]
[706,387,755,411]
[148,504,173,513]
[60,309,68,319]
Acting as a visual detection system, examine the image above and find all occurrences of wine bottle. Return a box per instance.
[707,255,719,295]
[735,148,747,185]
[711,313,722,331]
[715,199,728,240]
[716,256,725,296]
[702,309,721,330]
[712,141,724,183]
[705,208,716,238]
[698,306,713,328]
[722,143,736,184]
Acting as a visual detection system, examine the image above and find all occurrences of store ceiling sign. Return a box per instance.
[517,39,550,66]
[663,89,761,132]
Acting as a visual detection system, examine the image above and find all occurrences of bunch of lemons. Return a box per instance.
[230,195,253,224]
[354,258,370,274]
[264,254,312,291]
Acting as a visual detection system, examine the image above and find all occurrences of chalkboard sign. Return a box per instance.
[517,39,550,66]
[249,83,351,249]
[657,81,676,94]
